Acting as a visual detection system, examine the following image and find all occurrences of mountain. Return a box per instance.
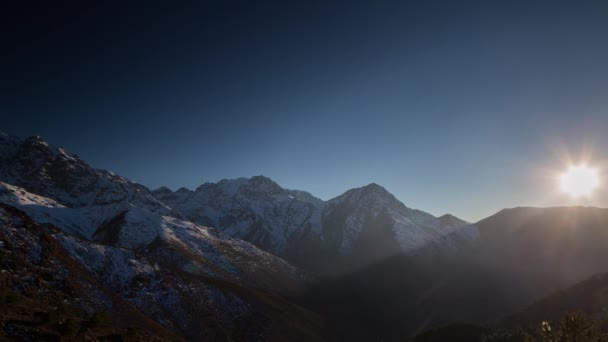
[153,179,475,274]
[0,181,307,288]
[0,181,326,339]
[318,183,478,272]
[153,176,325,260]
[0,202,180,340]
[438,213,469,228]
[407,206,608,332]
[0,133,170,213]
[470,206,608,315]
[412,272,608,342]
[387,206,608,331]
[301,205,608,340]
[0,134,327,340]
[151,186,194,208]
[502,272,608,330]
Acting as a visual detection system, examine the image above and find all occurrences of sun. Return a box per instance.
[559,165,599,197]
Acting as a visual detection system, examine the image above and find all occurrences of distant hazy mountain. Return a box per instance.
[409,206,608,327]
[303,206,608,340]
[472,206,608,314]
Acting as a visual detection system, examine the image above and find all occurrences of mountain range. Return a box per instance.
[1,132,607,341]
[0,133,476,275]
[151,176,478,274]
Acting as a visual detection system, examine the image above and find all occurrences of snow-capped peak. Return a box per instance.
[438,213,469,228]
[152,186,173,194]
[0,134,171,213]
[327,182,405,212]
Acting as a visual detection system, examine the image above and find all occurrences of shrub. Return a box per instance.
[483,312,608,342]
[540,312,608,342]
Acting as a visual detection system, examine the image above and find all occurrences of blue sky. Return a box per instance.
[4,1,608,221]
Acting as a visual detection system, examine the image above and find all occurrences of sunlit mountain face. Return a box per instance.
[4,1,608,341]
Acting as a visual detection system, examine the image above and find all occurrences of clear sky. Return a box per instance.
[3,1,608,221]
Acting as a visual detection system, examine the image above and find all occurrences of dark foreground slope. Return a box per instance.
[0,203,327,341]
[0,203,178,341]
[501,272,608,330]
[413,272,608,342]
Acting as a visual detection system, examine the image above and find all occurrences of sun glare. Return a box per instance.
[559,165,599,198]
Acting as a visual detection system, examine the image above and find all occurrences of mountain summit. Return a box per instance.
[0,133,169,213]
[153,176,325,256]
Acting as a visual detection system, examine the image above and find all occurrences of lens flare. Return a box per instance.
[559,165,599,197]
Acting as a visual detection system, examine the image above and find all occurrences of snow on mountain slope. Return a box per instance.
[1,181,136,240]
[0,202,324,340]
[0,181,307,292]
[154,178,477,273]
[315,183,478,271]
[0,134,311,281]
[158,176,325,255]
[0,203,180,340]
[0,133,170,214]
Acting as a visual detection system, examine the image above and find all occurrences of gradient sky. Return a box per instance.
[3,1,608,221]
